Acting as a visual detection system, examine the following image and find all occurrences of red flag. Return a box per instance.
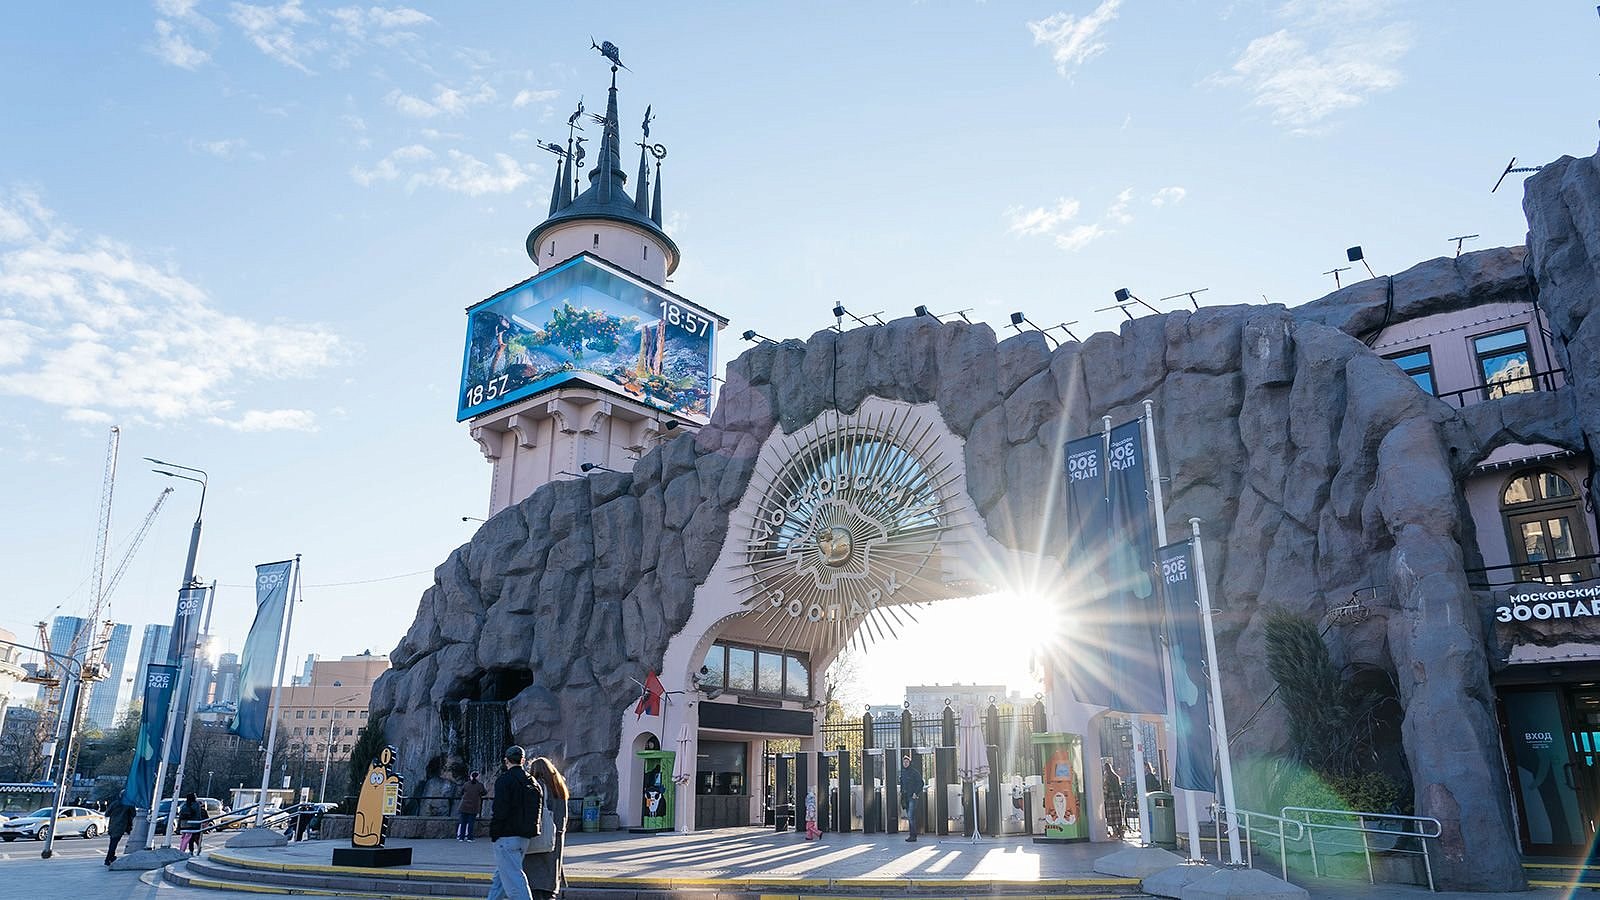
[635,671,664,718]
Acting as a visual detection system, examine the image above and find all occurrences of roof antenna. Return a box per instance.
[1323,267,1351,289]
[1157,288,1209,310]
[1492,157,1544,193]
[1448,234,1479,258]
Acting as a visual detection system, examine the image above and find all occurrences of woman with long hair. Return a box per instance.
[522,757,570,899]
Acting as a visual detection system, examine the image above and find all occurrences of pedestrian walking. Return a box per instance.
[458,771,488,841]
[104,796,134,866]
[178,793,206,854]
[898,755,925,843]
[522,757,569,900]
[487,745,543,900]
[1101,760,1125,841]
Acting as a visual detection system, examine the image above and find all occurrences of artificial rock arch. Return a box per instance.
[373,151,1600,891]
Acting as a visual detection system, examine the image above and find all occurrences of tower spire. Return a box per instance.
[650,158,662,226]
[592,66,627,204]
[634,105,653,216]
[547,150,565,216]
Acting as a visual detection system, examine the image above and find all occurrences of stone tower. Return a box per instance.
[458,52,724,516]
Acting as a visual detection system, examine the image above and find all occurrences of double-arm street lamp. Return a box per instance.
[0,635,99,859]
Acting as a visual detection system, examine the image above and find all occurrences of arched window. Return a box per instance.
[1501,468,1593,583]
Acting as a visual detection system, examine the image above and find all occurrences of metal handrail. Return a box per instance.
[1466,553,1600,590]
[1281,806,1442,892]
[1213,804,1306,881]
[1434,368,1565,409]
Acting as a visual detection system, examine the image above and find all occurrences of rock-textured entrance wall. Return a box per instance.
[373,151,1600,891]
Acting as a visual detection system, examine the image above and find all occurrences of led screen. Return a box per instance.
[458,256,717,422]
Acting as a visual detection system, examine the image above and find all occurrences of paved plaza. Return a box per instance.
[1,828,1590,898]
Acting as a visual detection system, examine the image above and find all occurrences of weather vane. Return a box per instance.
[641,105,653,139]
[567,97,585,129]
[636,140,666,162]
[590,38,628,71]
[573,135,588,169]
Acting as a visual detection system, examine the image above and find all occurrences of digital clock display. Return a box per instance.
[457,255,719,422]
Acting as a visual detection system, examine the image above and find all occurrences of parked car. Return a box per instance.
[0,806,108,841]
[152,797,224,834]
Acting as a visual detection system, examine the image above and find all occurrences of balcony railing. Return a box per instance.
[1435,368,1566,409]
[1465,553,1600,590]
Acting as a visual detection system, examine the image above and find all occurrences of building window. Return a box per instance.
[593,233,600,248]
[360,710,368,718]
[698,641,811,700]
[321,709,329,718]
[1474,328,1534,399]
[295,710,304,718]
[1501,468,1594,584]
[1385,348,1435,395]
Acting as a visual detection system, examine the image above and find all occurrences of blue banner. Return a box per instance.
[163,586,209,763]
[231,561,293,742]
[1104,419,1167,715]
[122,663,178,809]
[1062,434,1119,710]
[1157,541,1216,792]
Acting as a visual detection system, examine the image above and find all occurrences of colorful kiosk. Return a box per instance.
[1031,732,1087,842]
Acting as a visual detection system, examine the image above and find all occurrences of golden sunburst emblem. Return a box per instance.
[735,405,962,652]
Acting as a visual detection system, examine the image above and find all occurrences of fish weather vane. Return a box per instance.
[591,38,628,71]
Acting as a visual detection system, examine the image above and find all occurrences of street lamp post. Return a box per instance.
[141,458,209,850]
[0,636,92,860]
[318,696,360,803]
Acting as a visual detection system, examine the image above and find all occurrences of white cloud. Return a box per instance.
[1053,223,1109,252]
[512,88,560,109]
[151,18,212,69]
[385,81,496,118]
[407,151,533,196]
[1213,2,1411,133]
[0,190,343,426]
[215,408,318,432]
[229,0,317,73]
[1027,0,1122,78]
[1005,198,1081,237]
[349,143,434,185]
[1005,186,1162,253]
[352,146,532,196]
[194,138,249,158]
[1151,186,1187,206]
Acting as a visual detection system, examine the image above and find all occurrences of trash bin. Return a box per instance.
[582,796,601,833]
[1147,791,1176,847]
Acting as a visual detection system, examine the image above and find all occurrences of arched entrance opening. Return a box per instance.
[614,398,1164,838]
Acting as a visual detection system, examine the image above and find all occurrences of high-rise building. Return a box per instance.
[46,615,90,680]
[132,624,172,703]
[213,652,241,705]
[294,653,318,687]
[84,622,131,730]
[0,626,28,734]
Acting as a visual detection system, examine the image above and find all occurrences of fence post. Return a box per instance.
[1305,811,1318,877]
[1359,813,1373,885]
[1278,818,1287,882]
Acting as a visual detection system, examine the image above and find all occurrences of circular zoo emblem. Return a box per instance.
[738,407,957,651]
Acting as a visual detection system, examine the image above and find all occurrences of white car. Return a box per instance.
[0,806,108,841]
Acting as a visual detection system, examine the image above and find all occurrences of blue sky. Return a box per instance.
[1,1,1594,705]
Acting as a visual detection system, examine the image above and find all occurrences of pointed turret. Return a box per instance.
[634,142,651,215]
[591,68,628,204]
[547,153,565,216]
[525,49,679,281]
[650,160,662,226]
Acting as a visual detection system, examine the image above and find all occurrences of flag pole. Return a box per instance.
[254,555,301,827]
[1143,399,1203,860]
[160,581,218,844]
[1101,414,1151,845]
[1189,519,1242,865]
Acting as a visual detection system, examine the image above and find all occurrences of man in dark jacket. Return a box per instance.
[487,745,543,900]
[104,796,135,865]
[898,755,925,843]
